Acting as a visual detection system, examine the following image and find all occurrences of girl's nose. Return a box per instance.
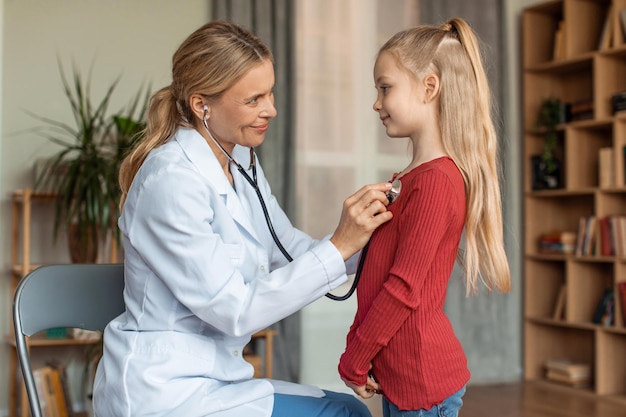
[373,98,382,112]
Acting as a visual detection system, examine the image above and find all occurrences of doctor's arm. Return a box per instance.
[126,169,391,337]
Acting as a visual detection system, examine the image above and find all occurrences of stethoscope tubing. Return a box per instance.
[202,113,359,300]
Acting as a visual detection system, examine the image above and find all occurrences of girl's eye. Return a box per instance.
[380,85,390,94]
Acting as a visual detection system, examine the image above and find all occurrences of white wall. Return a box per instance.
[0,1,210,415]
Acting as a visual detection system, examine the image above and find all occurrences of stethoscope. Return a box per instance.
[202,106,402,300]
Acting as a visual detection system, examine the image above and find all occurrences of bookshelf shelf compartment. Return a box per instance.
[568,261,613,324]
[566,126,613,189]
[595,54,626,119]
[522,2,564,67]
[523,68,594,129]
[525,259,566,318]
[524,0,626,404]
[524,322,595,383]
[525,195,594,255]
[596,331,626,395]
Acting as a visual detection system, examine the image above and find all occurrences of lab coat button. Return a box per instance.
[259,265,265,272]
[233,349,239,356]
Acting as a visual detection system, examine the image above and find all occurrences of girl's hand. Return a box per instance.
[330,182,393,260]
[342,374,381,399]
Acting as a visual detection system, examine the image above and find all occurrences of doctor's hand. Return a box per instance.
[330,182,393,261]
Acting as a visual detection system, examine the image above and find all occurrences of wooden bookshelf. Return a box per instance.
[523,0,626,403]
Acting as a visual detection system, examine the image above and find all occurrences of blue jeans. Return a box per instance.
[382,387,465,417]
[272,390,372,417]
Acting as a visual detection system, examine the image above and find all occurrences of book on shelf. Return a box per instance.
[568,99,594,121]
[33,367,51,417]
[592,287,614,327]
[538,231,576,255]
[544,359,591,387]
[598,147,614,188]
[599,5,614,50]
[618,282,626,327]
[575,215,626,257]
[599,216,612,257]
[610,215,626,258]
[552,284,566,320]
[575,216,586,256]
[553,20,566,60]
[545,369,592,388]
[48,361,74,417]
[32,366,70,417]
[612,91,626,114]
[577,215,598,256]
[621,8,626,44]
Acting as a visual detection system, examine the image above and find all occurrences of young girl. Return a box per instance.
[338,18,511,417]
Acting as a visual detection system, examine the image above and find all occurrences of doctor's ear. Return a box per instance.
[190,94,210,120]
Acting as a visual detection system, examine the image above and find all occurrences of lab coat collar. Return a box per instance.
[173,128,261,243]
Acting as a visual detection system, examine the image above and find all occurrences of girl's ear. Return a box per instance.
[189,94,209,121]
[423,73,440,103]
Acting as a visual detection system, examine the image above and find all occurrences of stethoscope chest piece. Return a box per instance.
[386,179,402,204]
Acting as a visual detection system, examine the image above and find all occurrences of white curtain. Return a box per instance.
[212,0,300,382]
[294,0,420,392]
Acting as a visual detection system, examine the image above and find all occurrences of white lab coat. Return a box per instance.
[93,127,356,417]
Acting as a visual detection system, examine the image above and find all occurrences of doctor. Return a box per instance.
[93,21,390,417]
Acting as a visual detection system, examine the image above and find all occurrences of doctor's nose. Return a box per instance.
[261,102,277,119]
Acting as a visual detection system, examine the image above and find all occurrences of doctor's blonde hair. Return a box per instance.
[118,21,272,208]
[379,18,510,295]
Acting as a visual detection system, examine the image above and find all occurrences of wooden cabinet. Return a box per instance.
[523,0,626,403]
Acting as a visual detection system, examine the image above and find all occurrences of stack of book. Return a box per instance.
[32,364,73,417]
[612,90,626,114]
[538,231,576,255]
[544,359,591,388]
[569,99,593,121]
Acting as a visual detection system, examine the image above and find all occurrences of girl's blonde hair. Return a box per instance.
[380,18,511,295]
[118,21,272,207]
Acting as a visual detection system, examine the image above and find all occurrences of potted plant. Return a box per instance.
[532,98,565,190]
[32,61,148,263]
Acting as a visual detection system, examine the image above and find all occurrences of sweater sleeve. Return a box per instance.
[339,170,457,385]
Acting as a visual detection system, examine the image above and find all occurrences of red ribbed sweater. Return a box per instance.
[338,157,470,411]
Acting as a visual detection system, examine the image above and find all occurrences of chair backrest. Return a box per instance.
[13,263,125,417]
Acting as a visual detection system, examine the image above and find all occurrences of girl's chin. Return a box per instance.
[384,130,405,138]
